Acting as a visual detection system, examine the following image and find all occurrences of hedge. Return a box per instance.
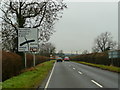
[2,51,23,81]
[70,52,120,67]
[2,51,49,81]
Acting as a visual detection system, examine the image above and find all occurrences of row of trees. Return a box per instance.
[0,0,67,52]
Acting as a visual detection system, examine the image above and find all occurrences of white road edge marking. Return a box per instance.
[44,62,56,89]
[91,80,103,88]
[78,71,83,74]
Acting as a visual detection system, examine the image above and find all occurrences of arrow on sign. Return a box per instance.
[20,40,35,46]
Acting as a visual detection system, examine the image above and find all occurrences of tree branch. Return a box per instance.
[10,2,18,16]
[33,5,47,28]
[22,2,40,10]
[23,2,47,19]
[0,16,18,32]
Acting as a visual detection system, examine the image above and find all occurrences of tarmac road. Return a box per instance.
[40,61,119,89]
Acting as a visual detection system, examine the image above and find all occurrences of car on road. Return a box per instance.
[64,57,70,61]
[56,57,63,62]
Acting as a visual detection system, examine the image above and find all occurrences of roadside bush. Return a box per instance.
[2,51,50,81]
[35,55,49,64]
[26,54,49,67]
[2,51,23,81]
[71,52,119,67]
[26,54,33,67]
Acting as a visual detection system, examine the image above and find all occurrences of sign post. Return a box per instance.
[31,47,38,67]
[25,52,27,68]
[18,28,38,67]
[33,53,35,67]
[108,50,120,66]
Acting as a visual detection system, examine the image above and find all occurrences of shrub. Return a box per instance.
[26,54,49,67]
[2,51,23,81]
[35,55,49,64]
[71,52,120,67]
[26,54,33,67]
[2,51,50,81]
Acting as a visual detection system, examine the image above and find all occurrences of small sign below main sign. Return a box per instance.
[18,28,38,52]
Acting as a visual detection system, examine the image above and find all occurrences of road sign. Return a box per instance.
[108,50,120,59]
[18,28,38,52]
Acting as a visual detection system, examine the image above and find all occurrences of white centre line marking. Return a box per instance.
[78,71,83,74]
[91,80,103,88]
[44,62,56,89]
[73,68,75,70]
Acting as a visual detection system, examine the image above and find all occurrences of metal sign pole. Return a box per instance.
[33,52,36,67]
[111,52,113,66]
[24,52,27,68]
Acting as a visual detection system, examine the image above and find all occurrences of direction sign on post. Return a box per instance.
[108,50,120,59]
[18,28,38,52]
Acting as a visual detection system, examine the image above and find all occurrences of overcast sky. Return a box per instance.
[49,0,118,54]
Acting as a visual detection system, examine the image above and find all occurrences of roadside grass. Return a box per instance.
[73,61,120,73]
[2,60,55,88]
[0,82,2,89]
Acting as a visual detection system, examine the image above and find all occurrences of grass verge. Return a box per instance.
[2,60,55,88]
[0,82,2,89]
[73,61,120,73]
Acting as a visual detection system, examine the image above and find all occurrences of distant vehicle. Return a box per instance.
[64,57,70,61]
[56,57,63,62]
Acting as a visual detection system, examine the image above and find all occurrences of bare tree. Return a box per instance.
[39,42,56,56]
[92,32,116,52]
[0,0,67,52]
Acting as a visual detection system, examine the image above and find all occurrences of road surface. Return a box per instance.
[40,61,119,88]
